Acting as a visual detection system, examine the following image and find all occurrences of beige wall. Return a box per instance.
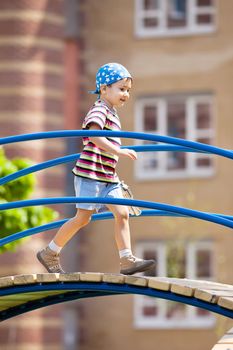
[79,1,233,349]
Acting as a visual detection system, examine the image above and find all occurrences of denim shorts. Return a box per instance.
[74,176,123,211]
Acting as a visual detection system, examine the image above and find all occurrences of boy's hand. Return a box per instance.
[118,148,137,160]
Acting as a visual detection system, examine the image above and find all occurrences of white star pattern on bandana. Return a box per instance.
[89,63,132,94]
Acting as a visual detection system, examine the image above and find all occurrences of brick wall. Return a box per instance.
[0,1,66,349]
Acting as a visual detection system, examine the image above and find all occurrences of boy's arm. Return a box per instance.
[88,124,137,160]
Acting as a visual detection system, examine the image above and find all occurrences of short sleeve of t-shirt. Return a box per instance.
[83,105,107,130]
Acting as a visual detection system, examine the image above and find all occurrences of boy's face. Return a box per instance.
[100,78,132,108]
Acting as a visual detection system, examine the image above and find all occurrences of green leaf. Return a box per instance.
[0,151,59,254]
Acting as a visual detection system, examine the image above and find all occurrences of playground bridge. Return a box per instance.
[0,272,233,322]
[0,130,232,348]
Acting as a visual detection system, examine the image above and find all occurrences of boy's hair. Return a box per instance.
[89,63,132,95]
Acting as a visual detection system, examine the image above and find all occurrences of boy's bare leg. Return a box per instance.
[37,209,94,273]
[53,208,95,247]
[106,204,131,251]
[107,204,155,275]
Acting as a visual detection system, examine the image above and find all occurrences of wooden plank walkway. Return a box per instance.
[0,273,233,322]
[212,328,233,350]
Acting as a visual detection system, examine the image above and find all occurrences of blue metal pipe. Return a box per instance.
[0,130,232,159]
[0,282,232,320]
[0,210,232,248]
[0,145,206,186]
[0,197,232,229]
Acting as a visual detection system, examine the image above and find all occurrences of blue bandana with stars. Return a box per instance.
[89,62,132,95]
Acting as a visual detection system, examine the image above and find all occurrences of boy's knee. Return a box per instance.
[82,215,91,226]
[73,213,91,227]
[115,208,129,221]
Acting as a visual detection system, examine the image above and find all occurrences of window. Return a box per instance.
[134,240,215,328]
[134,94,215,180]
[135,0,216,37]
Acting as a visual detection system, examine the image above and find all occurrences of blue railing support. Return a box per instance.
[0,145,206,186]
[0,130,232,159]
[0,197,232,229]
[0,210,232,248]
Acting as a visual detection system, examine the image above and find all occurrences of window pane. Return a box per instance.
[142,153,158,170]
[196,308,211,317]
[143,305,158,316]
[143,0,159,10]
[167,152,186,170]
[197,0,213,6]
[196,249,212,278]
[167,101,186,138]
[197,137,210,144]
[166,301,186,319]
[196,14,213,24]
[196,138,212,168]
[167,101,186,170]
[196,103,211,129]
[196,158,212,167]
[144,105,158,131]
[142,297,159,317]
[167,0,187,28]
[143,17,159,28]
[141,138,158,168]
[167,243,186,278]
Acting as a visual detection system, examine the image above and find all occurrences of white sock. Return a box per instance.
[119,248,132,258]
[49,240,62,254]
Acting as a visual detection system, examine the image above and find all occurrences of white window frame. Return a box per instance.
[134,94,215,181]
[134,240,216,329]
[135,0,217,38]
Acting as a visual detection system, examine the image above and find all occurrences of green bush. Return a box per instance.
[0,148,58,253]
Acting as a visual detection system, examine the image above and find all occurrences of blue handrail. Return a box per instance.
[0,130,232,159]
[0,197,232,229]
[0,209,232,247]
[0,130,232,249]
[0,145,206,186]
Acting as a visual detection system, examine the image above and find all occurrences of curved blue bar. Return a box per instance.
[0,145,205,186]
[0,210,232,248]
[0,130,232,159]
[0,153,80,186]
[0,197,232,229]
[0,282,232,321]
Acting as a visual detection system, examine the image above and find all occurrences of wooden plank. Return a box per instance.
[125,276,148,287]
[195,290,233,304]
[218,333,233,344]
[171,283,194,297]
[0,276,14,288]
[165,278,233,291]
[79,272,103,282]
[211,345,233,350]
[36,273,60,283]
[218,297,233,311]
[102,274,125,284]
[148,278,170,291]
[59,273,80,282]
[13,274,37,285]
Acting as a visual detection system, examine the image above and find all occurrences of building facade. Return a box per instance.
[0,1,232,350]
[77,1,233,350]
[0,0,67,349]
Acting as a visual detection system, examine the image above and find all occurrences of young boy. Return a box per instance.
[37,62,155,275]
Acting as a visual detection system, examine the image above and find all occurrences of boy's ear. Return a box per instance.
[100,84,107,94]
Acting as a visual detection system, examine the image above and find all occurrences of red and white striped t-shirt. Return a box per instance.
[72,99,121,183]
